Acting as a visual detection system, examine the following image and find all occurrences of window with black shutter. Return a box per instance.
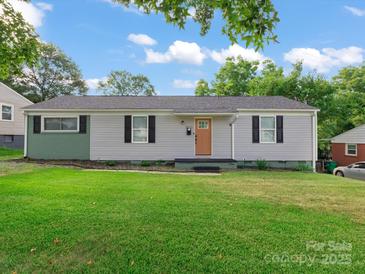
[276,116,283,143]
[252,116,259,143]
[79,116,87,134]
[33,116,41,134]
[125,115,131,143]
[148,116,156,143]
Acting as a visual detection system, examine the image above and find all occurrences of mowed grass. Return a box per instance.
[0,147,23,160]
[0,166,365,273]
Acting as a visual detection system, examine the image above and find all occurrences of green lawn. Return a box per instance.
[0,147,23,160]
[1,164,365,273]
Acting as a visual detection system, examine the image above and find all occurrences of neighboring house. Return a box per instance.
[331,125,365,166]
[23,96,319,170]
[0,82,33,149]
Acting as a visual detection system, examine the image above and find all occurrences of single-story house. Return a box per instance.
[0,82,33,149]
[23,95,318,170]
[331,125,365,166]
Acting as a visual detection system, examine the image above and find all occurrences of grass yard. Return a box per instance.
[0,164,365,273]
[0,147,23,160]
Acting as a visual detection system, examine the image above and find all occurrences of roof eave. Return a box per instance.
[237,108,319,112]
[23,108,175,112]
[173,112,236,116]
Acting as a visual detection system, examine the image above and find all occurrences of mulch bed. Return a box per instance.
[14,158,181,172]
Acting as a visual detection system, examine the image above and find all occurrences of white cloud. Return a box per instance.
[322,47,364,65]
[101,0,144,15]
[209,44,269,66]
[345,5,365,16]
[128,33,157,46]
[85,77,107,89]
[145,40,206,65]
[173,79,198,89]
[181,68,204,77]
[101,0,116,6]
[36,2,53,11]
[284,47,364,73]
[8,0,52,28]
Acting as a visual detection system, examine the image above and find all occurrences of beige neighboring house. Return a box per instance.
[0,82,33,149]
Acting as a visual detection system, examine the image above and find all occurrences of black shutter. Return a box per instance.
[252,116,259,143]
[33,116,41,134]
[276,116,283,143]
[125,115,131,143]
[79,116,87,134]
[148,115,156,143]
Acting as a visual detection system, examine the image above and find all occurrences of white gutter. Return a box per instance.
[174,112,236,116]
[230,114,239,160]
[23,108,174,112]
[237,108,320,112]
[24,113,28,158]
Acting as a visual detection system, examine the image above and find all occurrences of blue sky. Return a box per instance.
[9,0,365,95]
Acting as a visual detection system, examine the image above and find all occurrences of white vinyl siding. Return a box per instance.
[90,114,231,160]
[234,115,313,161]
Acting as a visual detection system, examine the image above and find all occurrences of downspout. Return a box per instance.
[312,110,318,172]
[24,113,28,158]
[230,114,239,160]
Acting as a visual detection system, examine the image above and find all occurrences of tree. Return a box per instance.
[249,62,337,146]
[0,0,40,79]
[332,64,365,93]
[195,79,211,96]
[98,70,156,96]
[5,43,87,102]
[113,0,279,49]
[330,64,365,134]
[195,57,259,96]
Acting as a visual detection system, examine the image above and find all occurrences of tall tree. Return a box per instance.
[330,64,365,134]
[247,60,286,96]
[98,70,156,96]
[195,79,211,96]
[113,0,279,49]
[0,0,40,79]
[195,57,259,96]
[5,43,87,102]
[195,59,341,155]
[332,64,365,93]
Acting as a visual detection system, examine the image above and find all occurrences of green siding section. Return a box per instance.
[27,116,90,160]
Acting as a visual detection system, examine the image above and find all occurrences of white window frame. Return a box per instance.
[132,115,149,144]
[0,103,14,122]
[259,115,276,144]
[345,143,357,156]
[42,116,79,133]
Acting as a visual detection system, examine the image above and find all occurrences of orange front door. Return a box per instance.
[195,119,212,155]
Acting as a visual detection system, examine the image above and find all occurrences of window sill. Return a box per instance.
[41,130,79,133]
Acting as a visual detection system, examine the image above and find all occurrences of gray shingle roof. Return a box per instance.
[24,96,317,112]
